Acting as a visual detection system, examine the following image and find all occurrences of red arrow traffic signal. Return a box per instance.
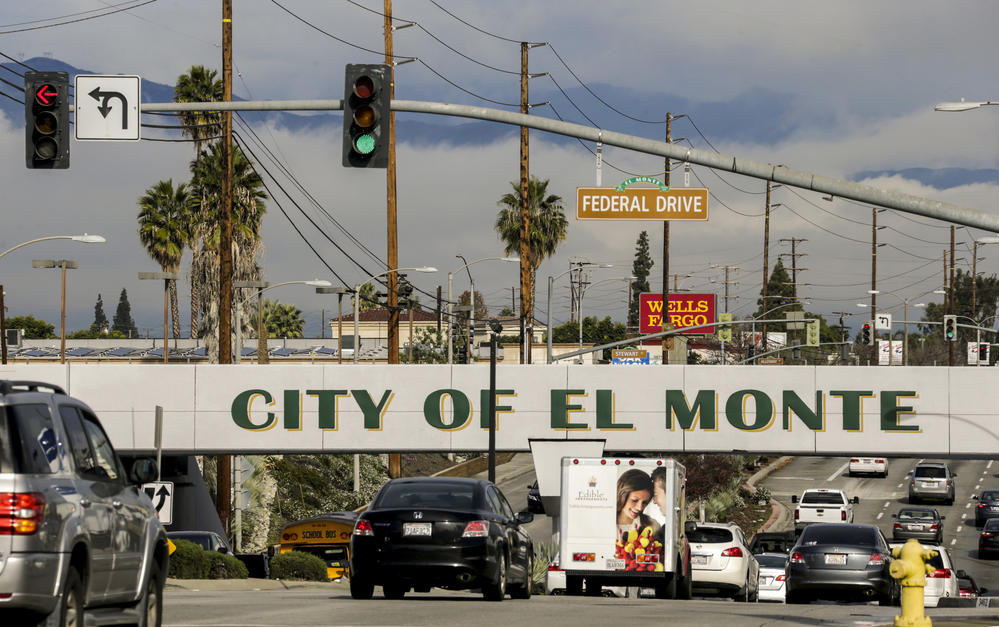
[34,84,58,106]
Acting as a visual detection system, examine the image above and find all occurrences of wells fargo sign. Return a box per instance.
[576,177,708,221]
[639,293,716,335]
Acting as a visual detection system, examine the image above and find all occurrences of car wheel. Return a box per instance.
[44,566,84,627]
[349,576,374,600]
[137,564,164,627]
[509,554,532,599]
[482,552,507,601]
[383,583,407,600]
[734,577,750,602]
[677,561,693,600]
[878,587,895,606]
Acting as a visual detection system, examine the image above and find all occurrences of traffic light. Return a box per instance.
[979,343,989,363]
[25,71,70,169]
[861,321,872,346]
[791,340,801,361]
[805,320,820,347]
[943,315,957,342]
[342,64,391,168]
[717,313,732,342]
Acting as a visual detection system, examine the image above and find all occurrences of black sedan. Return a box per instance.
[785,523,898,605]
[891,506,944,544]
[973,490,999,526]
[979,519,999,558]
[527,480,544,514]
[349,477,535,601]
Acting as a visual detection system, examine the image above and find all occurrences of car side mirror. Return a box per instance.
[956,569,967,578]
[952,473,958,478]
[218,546,229,554]
[791,495,798,503]
[940,515,946,520]
[891,513,897,518]
[852,497,860,504]
[516,511,534,525]
[684,521,697,534]
[129,457,158,484]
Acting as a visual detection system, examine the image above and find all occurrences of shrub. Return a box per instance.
[168,539,210,579]
[533,541,558,593]
[753,485,772,505]
[269,550,328,582]
[206,552,249,579]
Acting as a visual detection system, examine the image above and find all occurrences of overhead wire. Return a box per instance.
[0,0,157,34]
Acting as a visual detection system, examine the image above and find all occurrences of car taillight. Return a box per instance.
[868,553,886,566]
[794,509,800,520]
[720,547,743,558]
[0,492,45,535]
[841,511,847,521]
[850,458,859,463]
[876,459,885,464]
[982,532,995,538]
[946,480,952,487]
[927,568,951,579]
[462,521,489,538]
[548,564,563,572]
[979,504,987,509]
[789,552,805,564]
[572,552,595,562]
[353,520,374,536]
[930,524,939,531]
[775,574,786,582]
[894,523,902,530]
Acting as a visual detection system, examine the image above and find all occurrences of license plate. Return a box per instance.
[607,558,625,569]
[992,506,999,511]
[920,481,936,488]
[760,576,773,585]
[908,524,924,531]
[825,553,847,565]
[403,522,432,536]
[692,555,708,565]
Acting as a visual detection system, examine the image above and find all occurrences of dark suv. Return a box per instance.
[0,380,169,626]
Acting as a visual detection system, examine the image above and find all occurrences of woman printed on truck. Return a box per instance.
[616,469,660,537]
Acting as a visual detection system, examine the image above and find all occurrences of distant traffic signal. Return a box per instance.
[805,320,820,347]
[717,312,732,342]
[342,64,390,168]
[943,315,957,342]
[25,71,70,169]
[861,321,873,346]
[979,343,989,363]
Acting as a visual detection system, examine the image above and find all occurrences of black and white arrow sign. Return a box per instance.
[88,86,129,130]
[142,481,174,525]
[75,74,140,141]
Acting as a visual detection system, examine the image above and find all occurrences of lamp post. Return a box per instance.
[355,267,437,364]
[1,234,105,364]
[139,272,180,364]
[864,289,934,366]
[546,262,612,363]
[934,100,999,112]
[233,279,332,363]
[447,256,517,364]
[316,286,350,364]
[32,259,78,364]
[577,276,635,352]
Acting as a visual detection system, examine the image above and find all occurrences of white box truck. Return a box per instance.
[559,456,693,598]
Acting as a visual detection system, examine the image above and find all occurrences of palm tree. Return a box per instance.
[189,142,268,361]
[495,176,568,322]
[138,179,190,338]
[174,65,223,338]
[262,299,305,338]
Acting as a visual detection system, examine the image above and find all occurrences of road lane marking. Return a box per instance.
[877,512,884,520]
[967,503,972,509]
[884,501,891,508]
[897,483,903,489]
[976,484,981,490]
[951,538,957,546]
[827,461,849,483]
[957,525,963,533]
[891,492,897,497]
[988,460,994,469]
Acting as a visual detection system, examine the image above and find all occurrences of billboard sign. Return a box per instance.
[639,293,717,335]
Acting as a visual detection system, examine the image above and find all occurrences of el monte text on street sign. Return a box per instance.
[75,75,141,141]
[576,177,708,221]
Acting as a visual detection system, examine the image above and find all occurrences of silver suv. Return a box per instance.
[908,462,956,505]
[0,380,169,626]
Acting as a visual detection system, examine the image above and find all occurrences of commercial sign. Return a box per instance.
[638,293,716,335]
[576,177,708,221]
[611,349,649,365]
[1,363,996,456]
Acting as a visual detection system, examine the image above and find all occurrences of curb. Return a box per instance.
[745,456,794,534]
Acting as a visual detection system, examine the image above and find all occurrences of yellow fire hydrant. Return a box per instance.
[889,538,937,627]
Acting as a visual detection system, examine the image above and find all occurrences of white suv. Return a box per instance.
[0,380,169,626]
[689,522,760,601]
[889,541,958,607]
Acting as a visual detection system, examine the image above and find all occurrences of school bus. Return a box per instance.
[277,512,358,579]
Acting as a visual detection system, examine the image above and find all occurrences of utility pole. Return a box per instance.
[518,42,531,365]
[949,225,955,367]
[661,113,681,363]
[780,238,807,346]
[217,0,234,541]
[833,311,852,363]
[871,208,883,365]
[385,0,401,479]
[761,181,773,355]
[718,266,739,313]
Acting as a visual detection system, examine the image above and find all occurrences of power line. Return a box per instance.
[0,0,157,34]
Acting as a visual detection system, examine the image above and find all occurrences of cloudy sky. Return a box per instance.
[2,0,998,341]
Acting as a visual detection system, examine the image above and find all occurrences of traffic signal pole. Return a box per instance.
[385,1,401,479]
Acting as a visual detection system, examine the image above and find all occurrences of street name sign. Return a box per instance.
[75,75,141,141]
[576,177,708,221]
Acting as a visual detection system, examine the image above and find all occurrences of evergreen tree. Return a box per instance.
[112,288,138,338]
[5,315,55,339]
[754,259,798,319]
[91,293,109,334]
[629,230,654,327]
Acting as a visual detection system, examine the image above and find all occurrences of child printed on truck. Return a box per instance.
[614,469,664,571]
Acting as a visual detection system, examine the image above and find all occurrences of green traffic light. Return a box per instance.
[354,134,376,155]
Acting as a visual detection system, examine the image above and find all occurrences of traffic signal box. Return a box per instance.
[861,321,873,346]
[25,71,70,169]
[943,315,957,342]
[717,313,732,342]
[805,320,820,347]
[342,64,391,168]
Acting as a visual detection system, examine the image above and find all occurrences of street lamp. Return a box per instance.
[1,234,105,364]
[934,100,999,112]
[546,262,612,363]
[578,276,635,352]
[865,289,937,366]
[139,271,180,364]
[354,267,437,364]
[32,259,78,364]
[447,256,518,365]
[316,286,350,364]
[749,300,809,363]
[233,279,332,364]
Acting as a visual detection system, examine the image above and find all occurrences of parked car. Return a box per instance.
[688,522,759,601]
[849,457,888,478]
[0,380,169,626]
[168,530,232,553]
[973,490,999,526]
[889,541,957,607]
[349,477,534,601]
[956,569,986,598]
[756,552,788,602]
[527,480,544,514]
[908,462,956,505]
[979,518,999,558]
[785,523,898,605]
[890,506,944,544]
[750,531,796,555]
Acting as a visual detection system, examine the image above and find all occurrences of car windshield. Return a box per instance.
[981,491,999,501]
[173,534,215,551]
[377,481,476,510]
[688,527,733,543]
[799,526,876,546]
[756,554,787,568]
[914,466,946,479]
[984,520,999,531]
[801,492,845,505]
[898,509,936,521]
